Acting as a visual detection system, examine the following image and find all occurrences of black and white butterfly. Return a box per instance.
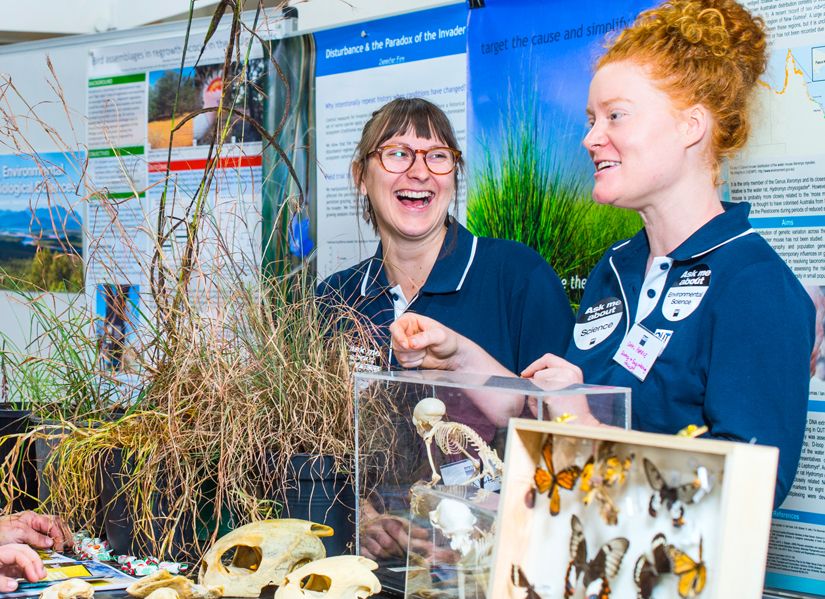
[633,533,671,599]
[511,564,541,599]
[643,458,708,528]
[564,514,629,599]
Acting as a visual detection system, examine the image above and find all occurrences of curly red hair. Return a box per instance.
[598,0,767,181]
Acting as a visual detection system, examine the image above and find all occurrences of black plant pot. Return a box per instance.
[0,408,38,511]
[31,419,69,507]
[99,448,194,560]
[276,454,355,557]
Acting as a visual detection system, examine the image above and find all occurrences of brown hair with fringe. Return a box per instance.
[598,0,767,182]
[352,97,464,230]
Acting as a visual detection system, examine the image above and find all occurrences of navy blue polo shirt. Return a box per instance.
[318,220,574,374]
[566,201,815,506]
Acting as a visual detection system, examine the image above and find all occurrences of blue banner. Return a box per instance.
[315,4,467,77]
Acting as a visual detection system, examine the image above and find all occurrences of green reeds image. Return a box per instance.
[467,115,641,309]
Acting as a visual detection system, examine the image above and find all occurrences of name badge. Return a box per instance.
[612,324,665,381]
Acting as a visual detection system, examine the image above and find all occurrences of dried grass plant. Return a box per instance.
[0,2,392,560]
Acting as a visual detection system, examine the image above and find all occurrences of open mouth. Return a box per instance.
[395,190,434,207]
[596,160,621,172]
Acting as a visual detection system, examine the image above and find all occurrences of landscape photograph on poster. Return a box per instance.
[0,152,83,291]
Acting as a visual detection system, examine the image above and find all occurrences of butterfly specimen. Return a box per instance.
[580,443,633,525]
[564,514,629,599]
[534,435,582,516]
[642,458,708,527]
[633,533,670,599]
[668,538,706,598]
[511,564,541,599]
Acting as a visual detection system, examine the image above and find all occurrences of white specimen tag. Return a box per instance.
[612,323,665,381]
[440,459,477,485]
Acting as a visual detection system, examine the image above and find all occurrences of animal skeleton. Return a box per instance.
[412,397,504,486]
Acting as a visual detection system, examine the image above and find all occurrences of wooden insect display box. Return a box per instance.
[490,419,778,599]
[353,370,630,594]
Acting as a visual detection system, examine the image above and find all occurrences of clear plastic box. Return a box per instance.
[404,484,498,599]
[353,369,630,594]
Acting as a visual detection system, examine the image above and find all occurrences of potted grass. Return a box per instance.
[0,1,395,563]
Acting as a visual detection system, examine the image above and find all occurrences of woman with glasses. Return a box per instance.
[389,2,816,508]
[318,97,573,377]
[319,98,573,561]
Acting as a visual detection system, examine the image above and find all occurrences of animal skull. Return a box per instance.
[40,579,94,599]
[273,556,381,599]
[412,397,446,437]
[198,519,332,597]
[127,570,221,599]
[429,498,477,556]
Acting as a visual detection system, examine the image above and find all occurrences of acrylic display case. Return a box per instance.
[403,484,498,599]
[490,419,779,599]
[353,370,630,594]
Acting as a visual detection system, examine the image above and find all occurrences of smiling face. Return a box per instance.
[583,60,694,211]
[358,129,456,244]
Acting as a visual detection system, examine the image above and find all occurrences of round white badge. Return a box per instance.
[574,296,624,350]
[662,264,711,321]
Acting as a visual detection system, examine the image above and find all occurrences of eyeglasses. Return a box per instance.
[369,144,461,175]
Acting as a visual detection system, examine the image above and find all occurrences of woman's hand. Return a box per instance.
[0,512,73,551]
[359,503,431,561]
[0,544,45,591]
[521,353,583,386]
[390,313,515,378]
[390,314,461,370]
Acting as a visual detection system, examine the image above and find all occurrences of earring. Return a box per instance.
[362,194,372,223]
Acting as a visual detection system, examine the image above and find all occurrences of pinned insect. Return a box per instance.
[511,565,541,599]
[564,514,629,599]
[534,435,581,516]
[633,533,670,599]
[580,442,633,525]
[668,538,706,598]
[642,458,710,527]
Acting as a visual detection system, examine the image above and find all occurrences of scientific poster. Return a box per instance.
[86,31,264,354]
[314,4,468,279]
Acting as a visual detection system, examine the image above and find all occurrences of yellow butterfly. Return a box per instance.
[668,538,706,598]
[579,443,632,525]
[534,435,581,516]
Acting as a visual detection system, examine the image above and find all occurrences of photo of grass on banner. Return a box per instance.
[467,0,654,308]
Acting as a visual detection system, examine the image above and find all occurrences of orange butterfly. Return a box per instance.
[668,538,707,598]
[534,435,581,516]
